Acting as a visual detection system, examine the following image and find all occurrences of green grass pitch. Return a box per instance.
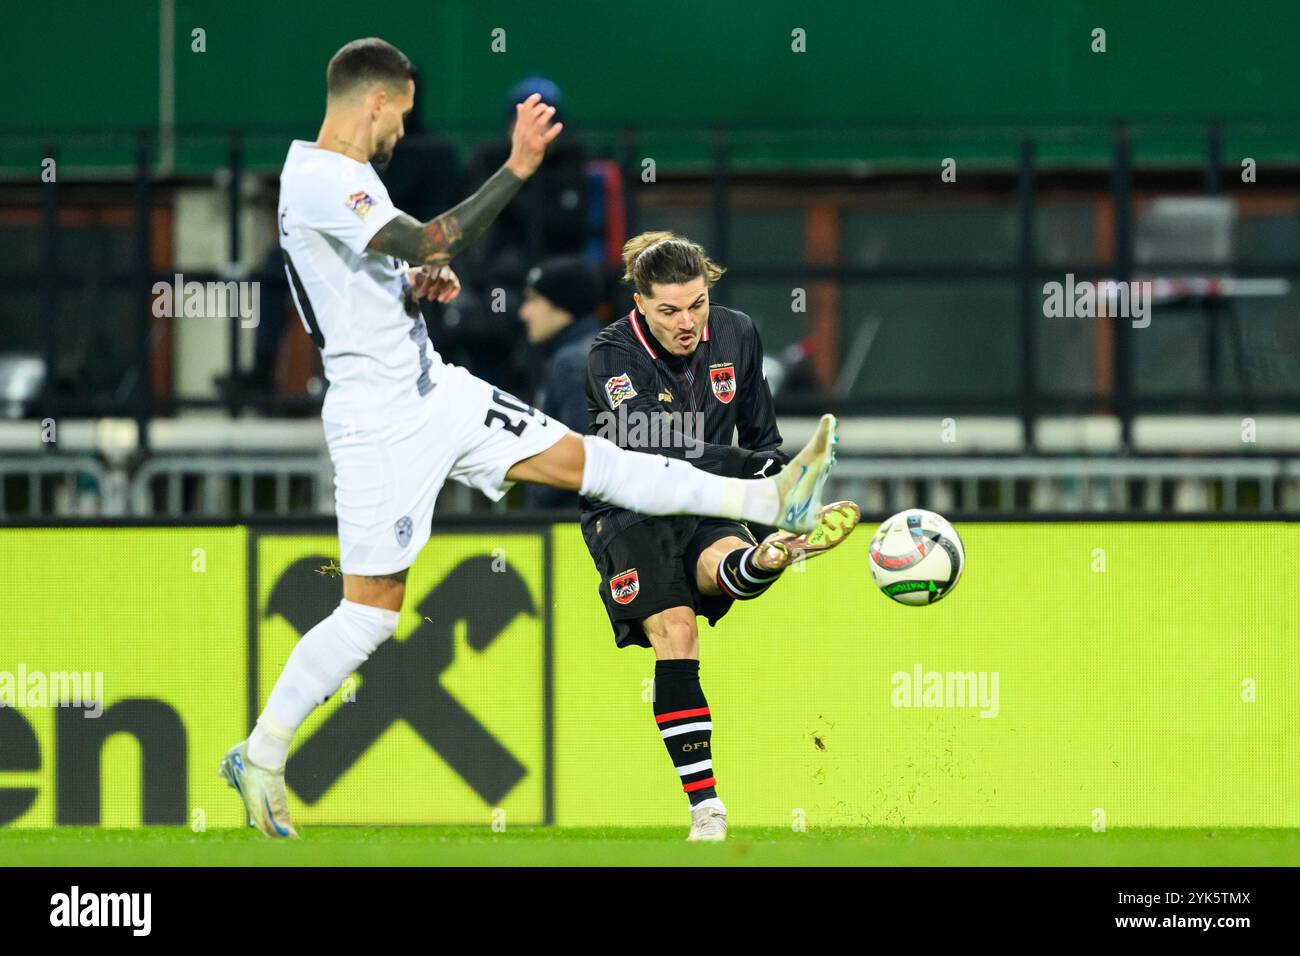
[2,827,1298,866]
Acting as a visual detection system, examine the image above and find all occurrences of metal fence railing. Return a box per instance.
[0,454,121,518]
[826,456,1289,516]
[3,445,1298,519]
[129,454,333,518]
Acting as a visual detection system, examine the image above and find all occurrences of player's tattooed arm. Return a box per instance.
[366,164,525,265]
[367,93,561,265]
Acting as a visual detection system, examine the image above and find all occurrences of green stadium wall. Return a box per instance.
[7,0,1300,170]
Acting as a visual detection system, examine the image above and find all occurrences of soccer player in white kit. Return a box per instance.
[220,37,841,837]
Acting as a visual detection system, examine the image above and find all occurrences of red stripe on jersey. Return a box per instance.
[683,776,718,793]
[628,309,657,359]
[655,706,711,725]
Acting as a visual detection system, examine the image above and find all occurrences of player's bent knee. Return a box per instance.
[667,627,699,658]
[643,607,699,659]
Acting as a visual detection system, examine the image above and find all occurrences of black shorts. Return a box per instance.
[586,516,757,649]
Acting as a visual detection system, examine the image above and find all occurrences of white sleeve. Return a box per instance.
[295,161,404,255]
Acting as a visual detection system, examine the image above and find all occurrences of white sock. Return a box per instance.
[693,797,726,813]
[247,598,399,770]
[579,435,779,525]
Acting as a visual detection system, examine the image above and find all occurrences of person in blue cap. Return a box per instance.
[459,76,591,396]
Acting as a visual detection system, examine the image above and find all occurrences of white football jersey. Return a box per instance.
[277,139,444,424]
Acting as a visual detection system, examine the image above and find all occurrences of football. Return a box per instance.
[868,509,965,605]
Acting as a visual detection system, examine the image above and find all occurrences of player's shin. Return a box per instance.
[579,434,779,525]
[247,598,399,770]
[715,544,785,600]
[653,659,720,807]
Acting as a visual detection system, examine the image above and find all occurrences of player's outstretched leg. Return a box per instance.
[707,501,861,602]
[571,413,840,533]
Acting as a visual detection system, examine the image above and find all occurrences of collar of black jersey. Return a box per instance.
[626,306,712,368]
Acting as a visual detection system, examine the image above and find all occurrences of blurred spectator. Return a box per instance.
[376,73,467,223]
[519,256,601,511]
[215,237,294,402]
[459,76,590,396]
[377,73,478,374]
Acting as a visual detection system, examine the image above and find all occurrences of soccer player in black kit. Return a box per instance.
[580,232,861,841]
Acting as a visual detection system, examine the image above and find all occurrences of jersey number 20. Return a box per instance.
[484,389,544,435]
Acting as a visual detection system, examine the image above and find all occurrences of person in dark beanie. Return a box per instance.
[519,255,602,510]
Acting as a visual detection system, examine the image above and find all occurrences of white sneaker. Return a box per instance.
[687,802,728,842]
[772,414,839,533]
[218,740,299,839]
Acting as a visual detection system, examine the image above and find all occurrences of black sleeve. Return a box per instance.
[733,321,789,477]
[542,349,592,434]
[586,338,753,477]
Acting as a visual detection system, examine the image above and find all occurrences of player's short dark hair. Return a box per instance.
[326,38,416,99]
[621,231,725,297]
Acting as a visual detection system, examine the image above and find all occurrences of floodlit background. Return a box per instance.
[4,0,1300,516]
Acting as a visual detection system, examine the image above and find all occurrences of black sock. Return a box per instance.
[653,659,717,806]
[715,544,784,600]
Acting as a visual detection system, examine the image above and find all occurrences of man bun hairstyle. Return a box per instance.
[327,38,416,99]
[621,231,725,297]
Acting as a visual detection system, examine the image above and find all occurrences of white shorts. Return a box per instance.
[325,364,569,576]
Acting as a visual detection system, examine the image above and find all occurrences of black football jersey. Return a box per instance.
[579,302,788,544]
